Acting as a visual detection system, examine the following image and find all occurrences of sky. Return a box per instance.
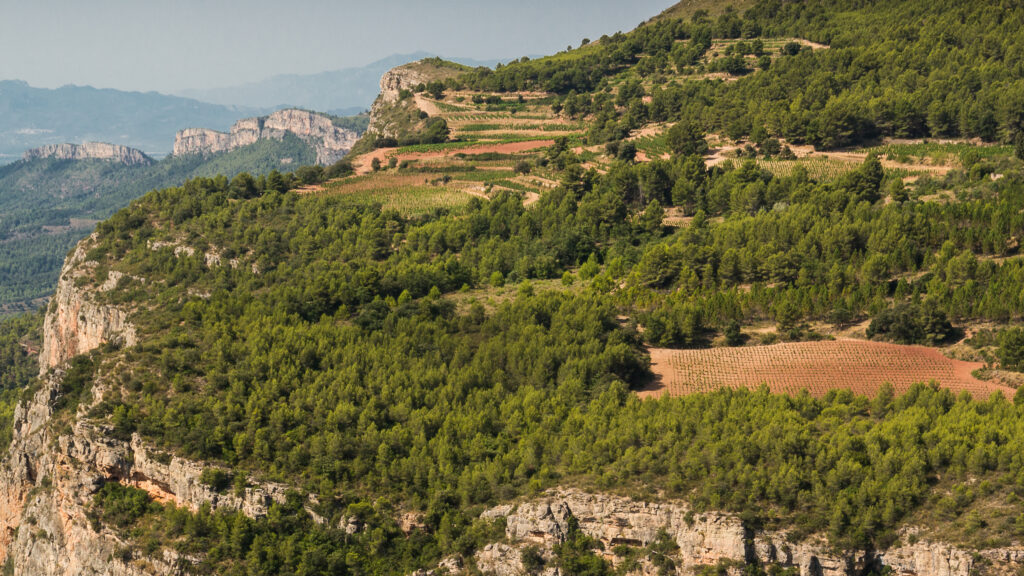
[0,0,675,94]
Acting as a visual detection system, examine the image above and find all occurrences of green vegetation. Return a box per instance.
[77,123,1024,569]
[331,113,371,133]
[13,0,1024,573]
[0,123,364,309]
[461,1,1024,152]
[0,310,41,450]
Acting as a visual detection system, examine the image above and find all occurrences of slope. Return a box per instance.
[3,1,1024,576]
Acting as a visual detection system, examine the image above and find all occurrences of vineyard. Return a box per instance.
[866,141,1014,165]
[756,156,864,180]
[319,183,474,216]
[641,339,1015,400]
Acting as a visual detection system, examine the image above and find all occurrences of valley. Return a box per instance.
[2,1,1024,575]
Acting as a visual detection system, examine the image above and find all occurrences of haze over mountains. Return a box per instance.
[0,53,509,165]
[0,80,252,163]
[176,52,510,114]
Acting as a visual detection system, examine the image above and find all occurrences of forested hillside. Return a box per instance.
[4,1,1024,575]
[460,0,1024,152]
[0,127,363,311]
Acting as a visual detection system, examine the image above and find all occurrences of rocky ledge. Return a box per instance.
[23,143,152,166]
[40,234,137,371]
[173,108,359,165]
[475,489,1023,576]
[0,234,289,575]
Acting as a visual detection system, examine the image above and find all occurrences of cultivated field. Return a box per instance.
[641,339,1015,400]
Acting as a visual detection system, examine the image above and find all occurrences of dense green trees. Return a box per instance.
[462,0,1024,152]
[0,129,361,307]
[0,310,41,450]
[74,125,1024,569]
[11,1,1024,573]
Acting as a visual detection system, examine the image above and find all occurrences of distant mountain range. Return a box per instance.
[0,80,259,163]
[0,107,363,310]
[176,52,508,114]
[0,53,506,166]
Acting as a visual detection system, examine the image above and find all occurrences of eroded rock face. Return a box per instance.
[479,489,1024,576]
[366,60,463,139]
[376,64,434,107]
[40,236,137,372]
[0,234,288,575]
[172,108,359,164]
[23,142,152,166]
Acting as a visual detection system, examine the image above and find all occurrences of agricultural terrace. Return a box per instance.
[340,50,1015,220]
[641,339,1015,400]
[622,124,1013,195]
[319,141,561,214]
[329,85,594,211]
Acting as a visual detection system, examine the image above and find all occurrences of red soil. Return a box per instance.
[640,339,1014,400]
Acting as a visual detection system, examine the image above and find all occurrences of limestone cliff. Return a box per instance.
[476,489,1021,576]
[366,59,465,139]
[173,108,359,165]
[23,143,152,166]
[0,234,289,575]
[40,236,137,371]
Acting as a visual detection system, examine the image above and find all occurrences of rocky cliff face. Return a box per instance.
[375,63,436,108]
[173,108,359,165]
[366,60,463,139]
[40,236,137,371]
[478,489,1021,576]
[23,143,152,166]
[0,234,290,575]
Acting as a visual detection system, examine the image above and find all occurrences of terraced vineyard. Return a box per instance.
[323,184,474,216]
[642,339,1015,400]
[756,156,865,180]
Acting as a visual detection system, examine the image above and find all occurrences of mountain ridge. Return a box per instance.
[0,80,259,164]
[3,1,1024,575]
[175,52,512,113]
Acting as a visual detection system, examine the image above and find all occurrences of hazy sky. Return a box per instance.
[0,0,675,94]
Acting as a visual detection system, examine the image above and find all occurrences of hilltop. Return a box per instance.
[3,1,1024,576]
[0,109,366,311]
[177,52,508,113]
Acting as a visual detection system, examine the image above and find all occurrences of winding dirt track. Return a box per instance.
[640,339,1014,400]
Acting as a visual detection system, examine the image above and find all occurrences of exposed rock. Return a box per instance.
[0,364,171,575]
[480,489,1024,576]
[173,108,359,165]
[0,233,289,575]
[407,555,464,576]
[40,235,137,373]
[399,511,426,533]
[475,543,525,576]
[878,540,974,576]
[23,142,152,166]
[376,63,436,107]
[366,60,464,139]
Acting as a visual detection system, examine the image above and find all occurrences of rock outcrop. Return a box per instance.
[478,489,1023,576]
[23,142,152,166]
[366,59,464,139]
[0,234,287,575]
[173,108,359,165]
[376,63,438,108]
[40,235,136,372]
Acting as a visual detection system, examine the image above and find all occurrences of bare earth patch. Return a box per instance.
[640,339,1014,400]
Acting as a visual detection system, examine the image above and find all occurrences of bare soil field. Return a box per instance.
[640,339,1014,400]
